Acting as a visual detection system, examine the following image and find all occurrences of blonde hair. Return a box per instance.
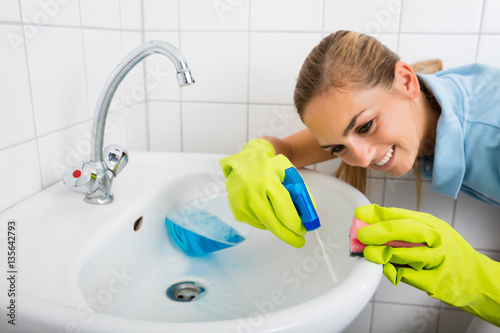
[294,31,442,208]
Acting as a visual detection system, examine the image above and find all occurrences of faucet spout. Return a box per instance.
[91,40,195,163]
[63,40,194,204]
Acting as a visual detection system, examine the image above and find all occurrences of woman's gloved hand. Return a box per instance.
[355,204,500,326]
[219,139,307,248]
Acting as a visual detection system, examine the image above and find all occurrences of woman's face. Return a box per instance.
[303,85,425,178]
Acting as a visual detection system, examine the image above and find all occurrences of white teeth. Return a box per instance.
[375,147,394,167]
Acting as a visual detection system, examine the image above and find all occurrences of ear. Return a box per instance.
[393,61,420,99]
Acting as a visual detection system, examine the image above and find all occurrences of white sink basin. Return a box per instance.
[0,152,381,333]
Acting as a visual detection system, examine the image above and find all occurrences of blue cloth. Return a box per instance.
[417,64,500,206]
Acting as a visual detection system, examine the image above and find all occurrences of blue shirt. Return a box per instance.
[417,64,500,206]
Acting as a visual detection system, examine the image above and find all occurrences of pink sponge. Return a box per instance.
[350,215,426,256]
[350,217,370,254]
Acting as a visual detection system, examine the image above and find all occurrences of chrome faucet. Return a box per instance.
[63,40,195,204]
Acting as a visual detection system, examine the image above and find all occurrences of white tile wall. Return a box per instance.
[0,0,21,22]
[249,32,322,104]
[343,302,373,333]
[324,0,401,34]
[250,0,324,32]
[103,103,149,152]
[0,141,41,211]
[179,0,249,31]
[438,308,476,332]
[482,0,500,33]
[148,101,182,152]
[115,31,146,111]
[26,26,88,135]
[454,194,500,251]
[80,0,121,29]
[1,1,500,332]
[143,0,178,30]
[248,104,306,141]
[120,0,143,30]
[371,303,440,333]
[20,0,81,27]
[477,35,500,67]
[180,31,249,103]
[384,180,455,221]
[400,0,482,33]
[398,34,478,69]
[0,24,35,150]
[374,274,441,307]
[181,102,247,154]
[370,33,399,53]
[82,29,123,115]
[37,122,91,188]
[143,31,180,102]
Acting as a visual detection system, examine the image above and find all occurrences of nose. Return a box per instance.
[348,141,376,167]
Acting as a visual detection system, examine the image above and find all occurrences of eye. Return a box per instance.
[330,145,346,155]
[358,120,373,134]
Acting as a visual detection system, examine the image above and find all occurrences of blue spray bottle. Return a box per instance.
[282,167,321,231]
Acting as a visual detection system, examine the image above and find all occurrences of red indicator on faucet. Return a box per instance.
[73,170,82,178]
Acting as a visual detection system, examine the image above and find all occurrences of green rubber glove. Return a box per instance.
[219,139,307,248]
[355,204,500,326]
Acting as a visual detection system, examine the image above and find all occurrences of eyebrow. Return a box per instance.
[319,110,366,149]
[343,110,366,136]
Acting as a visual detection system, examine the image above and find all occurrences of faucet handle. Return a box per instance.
[63,162,98,194]
[104,144,128,176]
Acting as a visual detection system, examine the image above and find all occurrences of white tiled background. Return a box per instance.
[1,0,500,332]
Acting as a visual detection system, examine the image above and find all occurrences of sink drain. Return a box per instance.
[166,281,206,302]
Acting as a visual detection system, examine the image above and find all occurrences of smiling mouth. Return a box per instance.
[375,146,394,167]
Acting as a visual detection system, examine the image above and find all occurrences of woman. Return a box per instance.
[219,31,500,326]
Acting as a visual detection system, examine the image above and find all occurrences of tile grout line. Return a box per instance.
[474,0,487,63]
[138,0,151,152]
[17,0,44,191]
[177,0,184,153]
